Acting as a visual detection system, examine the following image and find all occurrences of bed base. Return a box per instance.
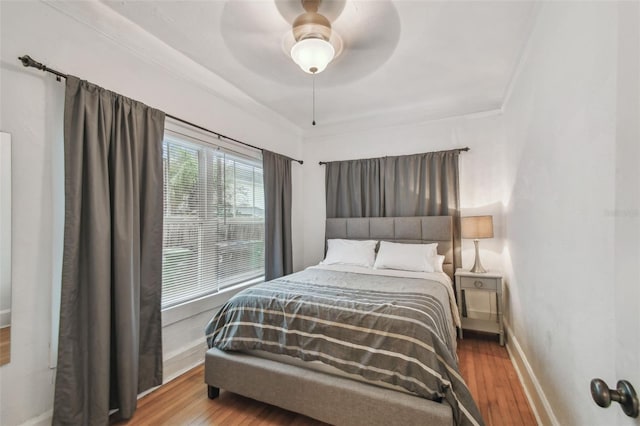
[204,348,453,426]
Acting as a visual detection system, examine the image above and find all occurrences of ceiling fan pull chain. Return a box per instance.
[312,72,316,126]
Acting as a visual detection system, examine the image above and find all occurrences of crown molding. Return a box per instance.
[40,0,303,138]
[40,0,536,141]
[303,99,503,141]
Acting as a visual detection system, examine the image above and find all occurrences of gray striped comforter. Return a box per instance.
[205,268,483,426]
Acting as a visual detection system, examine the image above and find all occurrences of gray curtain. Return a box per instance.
[325,158,384,218]
[263,150,293,280]
[325,150,462,268]
[53,76,165,425]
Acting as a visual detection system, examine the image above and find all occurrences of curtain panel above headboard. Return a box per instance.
[324,150,461,268]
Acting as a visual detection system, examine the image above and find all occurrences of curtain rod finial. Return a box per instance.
[19,55,38,69]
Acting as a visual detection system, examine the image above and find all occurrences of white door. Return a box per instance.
[612,2,639,424]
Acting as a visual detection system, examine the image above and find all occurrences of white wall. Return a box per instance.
[0,133,10,327]
[302,114,509,316]
[0,2,303,425]
[1,1,636,426]
[302,114,508,272]
[303,6,637,426]
[501,3,625,424]
[613,3,640,426]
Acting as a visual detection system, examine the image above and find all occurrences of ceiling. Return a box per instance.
[102,0,537,133]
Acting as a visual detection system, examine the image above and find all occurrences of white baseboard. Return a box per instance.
[163,339,207,384]
[504,321,559,426]
[0,309,10,327]
[19,342,206,426]
[18,410,52,426]
[24,329,557,425]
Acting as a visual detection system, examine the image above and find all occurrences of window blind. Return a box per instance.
[162,133,265,309]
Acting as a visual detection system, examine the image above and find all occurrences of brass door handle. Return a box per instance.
[591,378,639,418]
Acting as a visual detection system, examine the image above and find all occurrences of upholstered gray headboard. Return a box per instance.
[325,216,455,279]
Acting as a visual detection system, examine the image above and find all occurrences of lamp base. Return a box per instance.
[470,239,487,273]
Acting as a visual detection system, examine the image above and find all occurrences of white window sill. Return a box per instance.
[161,277,264,327]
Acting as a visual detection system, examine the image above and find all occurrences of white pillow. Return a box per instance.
[374,241,438,272]
[321,239,378,267]
[431,254,445,273]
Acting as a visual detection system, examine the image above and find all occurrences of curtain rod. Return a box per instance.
[18,55,304,165]
[318,147,470,165]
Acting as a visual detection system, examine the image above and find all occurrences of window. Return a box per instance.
[161,129,265,309]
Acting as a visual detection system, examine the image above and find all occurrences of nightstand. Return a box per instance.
[455,268,504,346]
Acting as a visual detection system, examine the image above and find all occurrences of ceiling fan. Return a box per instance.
[220,0,400,125]
[288,0,343,74]
[221,0,399,85]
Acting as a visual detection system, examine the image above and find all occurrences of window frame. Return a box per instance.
[161,119,265,318]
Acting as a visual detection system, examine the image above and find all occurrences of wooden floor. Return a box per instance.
[0,326,10,365]
[457,333,537,426]
[113,333,536,426]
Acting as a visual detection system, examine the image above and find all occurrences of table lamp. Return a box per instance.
[461,215,494,273]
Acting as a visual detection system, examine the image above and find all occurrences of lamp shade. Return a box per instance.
[291,38,335,74]
[461,216,494,239]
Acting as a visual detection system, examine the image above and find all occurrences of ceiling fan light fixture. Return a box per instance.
[290,37,335,74]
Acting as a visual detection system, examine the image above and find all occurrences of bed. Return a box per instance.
[204,216,483,426]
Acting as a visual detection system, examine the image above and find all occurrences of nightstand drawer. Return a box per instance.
[459,276,498,291]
